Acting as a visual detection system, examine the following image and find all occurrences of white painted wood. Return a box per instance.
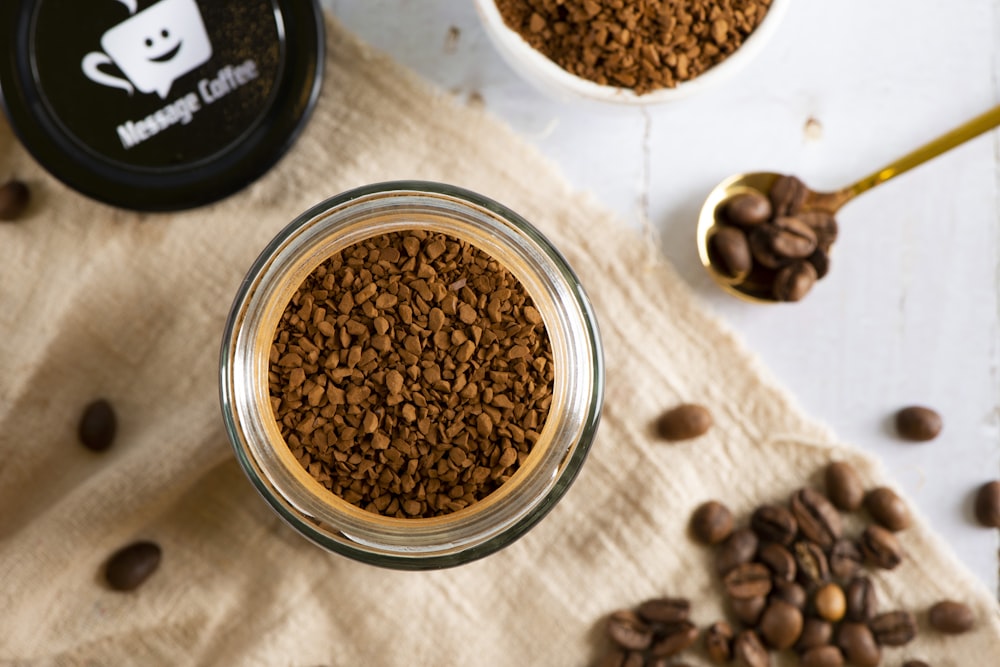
[324,0,1000,595]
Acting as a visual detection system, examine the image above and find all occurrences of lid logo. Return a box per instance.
[81,0,212,99]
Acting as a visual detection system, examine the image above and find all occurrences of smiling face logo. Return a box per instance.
[82,0,212,99]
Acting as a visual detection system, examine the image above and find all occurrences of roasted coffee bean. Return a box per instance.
[709,226,753,278]
[771,580,807,610]
[807,248,830,280]
[656,403,712,441]
[864,486,911,532]
[622,652,643,667]
[691,500,734,545]
[649,621,699,658]
[636,597,690,624]
[726,191,773,226]
[828,539,863,580]
[800,645,844,667]
[845,577,878,623]
[724,562,772,599]
[974,480,1000,527]
[0,179,30,221]
[704,621,733,663]
[751,505,798,546]
[758,542,796,582]
[895,405,942,441]
[797,211,838,249]
[927,600,975,634]
[770,217,818,259]
[794,540,830,587]
[790,488,842,550]
[597,648,633,667]
[758,599,802,650]
[749,225,790,269]
[607,610,654,650]
[648,658,687,667]
[869,610,917,646]
[773,261,817,302]
[715,528,759,575]
[731,595,767,626]
[835,622,880,667]
[78,399,117,452]
[733,630,770,667]
[813,583,846,623]
[902,661,930,667]
[105,541,161,591]
[770,174,808,216]
[860,525,903,570]
[796,618,833,652]
[824,461,864,511]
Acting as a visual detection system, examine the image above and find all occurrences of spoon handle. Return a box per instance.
[839,104,1000,203]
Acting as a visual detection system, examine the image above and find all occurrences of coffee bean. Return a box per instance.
[750,505,798,546]
[704,621,733,663]
[860,524,903,570]
[655,403,712,441]
[733,630,770,667]
[807,247,830,280]
[731,595,767,626]
[621,652,643,667]
[770,580,807,610]
[797,211,838,249]
[715,527,758,576]
[828,539,863,580]
[790,488,842,550]
[104,541,161,591]
[758,542,796,582]
[974,480,1000,527]
[724,562,772,600]
[770,174,808,217]
[758,599,802,650]
[749,225,790,269]
[647,658,685,667]
[794,540,830,588]
[597,648,630,667]
[869,610,917,646]
[725,191,773,226]
[773,261,817,302]
[691,500,734,545]
[845,577,878,623]
[607,610,654,650]
[902,661,930,667]
[813,583,846,623]
[864,486,911,532]
[636,597,690,624]
[824,461,864,511]
[894,405,942,441]
[0,179,30,221]
[927,600,975,634]
[648,621,698,658]
[709,226,753,278]
[796,618,833,652]
[835,622,880,667]
[800,645,844,667]
[769,217,818,259]
[78,399,117,452]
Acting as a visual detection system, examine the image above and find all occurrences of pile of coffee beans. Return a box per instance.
[269,231,553,518]
[0,178,30,221]
[494,0,773,94]
[601,599,699,666]
[709,175,837,302]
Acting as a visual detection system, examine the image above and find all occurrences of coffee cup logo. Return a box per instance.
[81,0,212,99]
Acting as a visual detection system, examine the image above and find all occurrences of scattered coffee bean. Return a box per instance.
[869,610,917,646]
[813,582,846,623]
[104,541,161,592]
[78,399,117,452]
[902,661,930,667]
[757,542,796,582]
[794,540,830,588]
[790,488,842,550]
[859,525,903,570]
[828,539,863,580]
[973,480,1000,527]
[0,179,30,221]
[636,597,690,624]
[708,225,753,278]
[655,403,712,441]
[750,504,798,546]
[824,461,864,511]
[845,576,878,623]
[796,618,833,652]
[704,621,733,663]
[864,486,911,532]
[691,500,734,545]
[770,175,808,217]
[758,599,802,650]
[835,622,880,667]
[927,600,975,634]
[733,630,770,667]
[770,580,807,610]
[726,191,773,226]
[715,527,758,576]
[607,610,654,651]
[648,621,699,658]
[800,645,844,667]
[731,595,767,627]
[773,261,817,302]
[894,406,942,441]
[724,562,772,599]
[597,648,630,667]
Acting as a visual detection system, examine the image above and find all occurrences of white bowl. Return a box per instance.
[474,0,791,104]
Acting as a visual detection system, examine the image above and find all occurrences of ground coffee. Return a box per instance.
[268,230,554,519]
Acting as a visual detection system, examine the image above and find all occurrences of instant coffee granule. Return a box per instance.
[268,231,554,519]
[495,0,772,94]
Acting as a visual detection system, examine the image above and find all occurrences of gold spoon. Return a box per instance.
[697,104,1000,303]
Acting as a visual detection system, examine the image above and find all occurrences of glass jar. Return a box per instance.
[220,181,604,569]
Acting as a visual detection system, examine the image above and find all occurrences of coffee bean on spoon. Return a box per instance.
[708,225,752,278]
[895,405,942,441]
[725,191,773,226]
[773,260,816,302]
[769,174,808,216]
[105,541,161,591]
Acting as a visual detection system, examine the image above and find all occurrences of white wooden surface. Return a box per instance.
[323,0,1000,595]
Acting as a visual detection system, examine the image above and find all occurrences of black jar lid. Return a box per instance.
[0,0,324,211]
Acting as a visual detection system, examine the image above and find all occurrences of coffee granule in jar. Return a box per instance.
[268,231,554,519]
[494,0,773,94]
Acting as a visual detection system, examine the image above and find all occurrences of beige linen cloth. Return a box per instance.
[1,16,997,666]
